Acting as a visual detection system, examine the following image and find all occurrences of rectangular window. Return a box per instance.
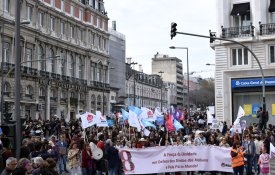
[25,48,32,67]
[102,38,106,50]
[79,29,83,41]
[90,66,94,81]
[2,42,10,62]
[102,19,106,30]
[90,14,94,25]
[231,48,248,66]
[38,12,44,27]
[60,21,65,35]
[4,0,9,12]
[95,0,99,10]
[27,5,33,22]
[270,45,275,63]
[70,25,74,38]
[51,0,55,7]
[60,52,65,75]
[79,9,83,21]
[50,17,55,31]
[70,4,74,16]
[97,17,100,28]
[61,0,65,12]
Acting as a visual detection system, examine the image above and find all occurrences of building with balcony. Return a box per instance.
[214,0,275,125]
[125,59,168,109]
[0,0,111,121]
[152,53,184,108]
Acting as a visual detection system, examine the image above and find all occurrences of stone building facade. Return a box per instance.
[0,0,111,121]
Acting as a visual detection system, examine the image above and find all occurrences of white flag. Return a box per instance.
[81,112,96,129]
[270,143,275,158]
[143,128,150,136]
[207,110,214,124]
[233,106,245,125]
[95,111,109,127]
[129,110,142,132]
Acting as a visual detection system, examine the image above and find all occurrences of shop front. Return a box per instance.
[231,77,275,125]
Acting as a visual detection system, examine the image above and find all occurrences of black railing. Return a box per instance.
[259,22,275,35]
[221,25,254,38]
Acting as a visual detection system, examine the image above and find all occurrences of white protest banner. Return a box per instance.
[95,111,109,127]
[119,145,232,174]
[81,112,96,129]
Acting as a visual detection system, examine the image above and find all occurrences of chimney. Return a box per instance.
[139,64,143,72]
[112,21,116,31]
[126,57,132,64]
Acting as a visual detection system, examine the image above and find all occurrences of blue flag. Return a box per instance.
[173,119,184,131]
[121,109,129,121]
[128,106,142,117]
[141,119,156,129]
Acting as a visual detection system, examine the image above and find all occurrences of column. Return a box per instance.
[46,85,51,120]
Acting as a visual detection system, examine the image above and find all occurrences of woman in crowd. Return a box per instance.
[16,158,32,175]
[67,142,81,175]
[81,142,94,175]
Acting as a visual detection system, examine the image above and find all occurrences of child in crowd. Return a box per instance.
[258,147,271,175]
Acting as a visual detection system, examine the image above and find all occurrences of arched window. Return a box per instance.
[49,48,55,73]
[97,95,101,111]
[60,51,66,75]
[91,94,96,113]
[3,82,11,97]
[39,87,45,99]
[68,54,75,77]
[26,85,33,98]
[38,45,45,71]
[103,95,107,112]
[79,57,84,79]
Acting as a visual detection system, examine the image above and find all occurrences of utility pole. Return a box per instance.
[15,0,21,158]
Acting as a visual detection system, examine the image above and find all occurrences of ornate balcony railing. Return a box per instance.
[221,25,254,38]
[259,22,275,35]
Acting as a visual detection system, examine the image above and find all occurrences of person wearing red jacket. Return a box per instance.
[81,143,94,175]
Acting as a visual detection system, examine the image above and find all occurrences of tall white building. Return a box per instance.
[152,53,184,108]
[214,0,275,125]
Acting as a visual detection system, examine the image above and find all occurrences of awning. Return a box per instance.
[230,3,250,16]
[269,0,275,12]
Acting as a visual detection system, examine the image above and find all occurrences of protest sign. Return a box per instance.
[119,145,232,174]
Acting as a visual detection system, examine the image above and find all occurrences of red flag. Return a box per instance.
[166,113,175,132]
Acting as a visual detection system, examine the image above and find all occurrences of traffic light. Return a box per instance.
[170,22,177,39]
[209,30,216,43]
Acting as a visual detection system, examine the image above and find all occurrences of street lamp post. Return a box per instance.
[170,28,266,113]
[158,71,164,111]
[15,0,22,158]
[169,46,190,118]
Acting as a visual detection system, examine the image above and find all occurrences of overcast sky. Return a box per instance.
[104,0,217,78]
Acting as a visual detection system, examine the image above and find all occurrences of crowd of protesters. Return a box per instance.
[0,109,274,175]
